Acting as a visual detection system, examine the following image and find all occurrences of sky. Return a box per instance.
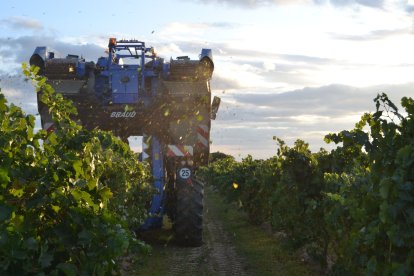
[1,0,414,159]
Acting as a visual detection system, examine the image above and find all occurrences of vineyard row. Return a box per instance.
[200,93,414,275]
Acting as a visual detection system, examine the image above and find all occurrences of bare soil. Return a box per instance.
[168,187,251,275]
[134,185,317,275]
[137,186,252,275]
[167,196,251,275]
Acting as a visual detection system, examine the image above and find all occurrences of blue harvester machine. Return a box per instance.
[30,38,220,246]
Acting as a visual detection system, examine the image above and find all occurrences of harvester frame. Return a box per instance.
[30,38,220,246]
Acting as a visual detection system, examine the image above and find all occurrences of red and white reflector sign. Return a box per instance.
[197,124,209,148]
[167,145,193,157]
[43,122,55,132]
[142,134,152,161]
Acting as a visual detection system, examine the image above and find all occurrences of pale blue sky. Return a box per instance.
[1,0,414,158]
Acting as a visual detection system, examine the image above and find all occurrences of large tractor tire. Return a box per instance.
[174,174,204,246]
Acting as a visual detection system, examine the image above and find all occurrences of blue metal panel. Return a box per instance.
[200,48,213,60]
[76,62,86,78]
[94,75,109,101]
[162,63,170,78]
[141,137,165,229]
[102,39,160,105]
[141,50,165,229]
[97,57,107,68]
[110,69,140,103]
[32,47,47,61]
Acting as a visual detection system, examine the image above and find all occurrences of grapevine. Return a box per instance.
[201,93,414,274]
[0,64,152,275]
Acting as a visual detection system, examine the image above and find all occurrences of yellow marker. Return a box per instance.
[162,215,173,230]
[233,182,239,189]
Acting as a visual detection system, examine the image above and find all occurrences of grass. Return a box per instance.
[128,184,318,275]
[205,185,318,276]
[124,228,173,275]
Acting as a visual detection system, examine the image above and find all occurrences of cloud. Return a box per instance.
[158,21,237,39]
[200,47,335,89]
[0,36,105,121]
[330,27,412,41]
[163,21,237,29]
[186,0,307,8]
[210,82,412,158]
[0,74,38,115]
[173,40,334,65]
[181,0,384,8]
[232,84,409,117]
[323,0,384,8]
[220,49,333,64]
[0,36,105,74]
[227,59,325,87]
[405,3,414,13]
[200,44,332,65]
[1,29,411,161]
[0,16,43,31]
[211,76,241,90]
[209,22,238,28]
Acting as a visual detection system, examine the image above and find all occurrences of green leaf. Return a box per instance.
[87,179,98,191]
[52,172,59,182]
[22,63,30,77]
[71,189,90,203]
[0,168,10,188]
[380,178,392,199]
[57,263,78,276]
[0,63,154,274]
[71,189,98,210]
[31,65,40,76]
[98,187,113,201]
[9,187,24,198]
[0,204,12,220]
[25,237,38,251]
[72,160,83,178]
[39,251,53,268]
[51,205,60,213]
[379,202,389,223]
[47,132,58,146]
[11,249,27,260]
[367,256,377,273]
[78,229,92,245]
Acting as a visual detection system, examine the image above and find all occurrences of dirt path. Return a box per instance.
[166,186,251,276]
[135,184,315,275]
